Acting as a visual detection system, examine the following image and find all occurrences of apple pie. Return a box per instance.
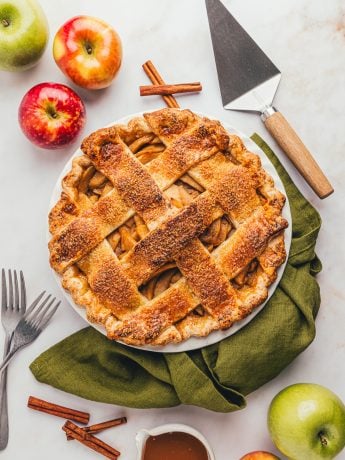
[48,108,288,346]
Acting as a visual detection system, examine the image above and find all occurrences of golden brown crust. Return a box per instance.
[122,193,221,286]
[49,192,79,234]
[106,280,196,344]
[146,111,230,189]
[143,109,196,142]
[176,240,239,323]
[214,206,288,280]
[49,189,133,274]
[49,108,288,346]
[77,241,143,317]
[81,127,171,226]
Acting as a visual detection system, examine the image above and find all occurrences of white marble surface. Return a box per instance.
[0,0,344,459]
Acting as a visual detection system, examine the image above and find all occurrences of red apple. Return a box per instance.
[18,82,86,149]
[240,452,280,460]
[53,16,122,90]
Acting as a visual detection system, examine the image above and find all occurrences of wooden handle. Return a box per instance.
[264,111,333,198]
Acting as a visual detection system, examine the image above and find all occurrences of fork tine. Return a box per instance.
[31,297,56,327]
[13,270,19,310]
[19,270,26,313]
[36,301,60,330]
[26,294,51,322]
[1,269,7,312]
[8,270,13,309]
[23,291,46,320]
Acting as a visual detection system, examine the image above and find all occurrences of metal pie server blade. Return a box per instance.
[205,0,281,112]
[205,0,333,199]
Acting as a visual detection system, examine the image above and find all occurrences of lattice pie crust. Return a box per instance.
[48,109,288,346]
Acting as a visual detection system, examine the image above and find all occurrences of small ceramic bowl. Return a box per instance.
[135,423,215,460]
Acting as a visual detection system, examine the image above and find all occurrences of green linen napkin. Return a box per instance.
[30,134,322,413]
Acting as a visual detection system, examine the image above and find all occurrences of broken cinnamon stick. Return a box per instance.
[66,416,127,440]
[140,82,202,96]
[27,396,90,424]
[85,416,127,434]
[142,60,180,108]
[62,420,120,459]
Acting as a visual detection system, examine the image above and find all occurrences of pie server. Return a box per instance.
[205,0,333,199]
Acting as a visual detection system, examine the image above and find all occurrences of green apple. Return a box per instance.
[268,383,345,460]
[0,0,48,71]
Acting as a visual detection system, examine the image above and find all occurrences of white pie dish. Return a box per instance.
[48,111,292,353]
[135,423,215,460]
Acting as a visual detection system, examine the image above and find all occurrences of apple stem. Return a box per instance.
[318,432,328,447]
[1,19,10,27]
[83,40,93,55]
[46,104,59,120]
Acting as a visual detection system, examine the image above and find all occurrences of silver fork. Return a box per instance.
[0,292,60,374]
[0,269,26,450]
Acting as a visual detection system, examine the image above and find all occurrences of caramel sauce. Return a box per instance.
[143,431,209,460]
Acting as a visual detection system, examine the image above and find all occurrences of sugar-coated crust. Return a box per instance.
[49,108,288,346]
[121,192,221,286]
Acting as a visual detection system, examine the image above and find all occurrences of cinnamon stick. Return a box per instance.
[85,416,127,434]
[66,416,127,440]
[140,82,202,96]
[62,420,120,459]
[142,60,180,108]
[27,396,90,424]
